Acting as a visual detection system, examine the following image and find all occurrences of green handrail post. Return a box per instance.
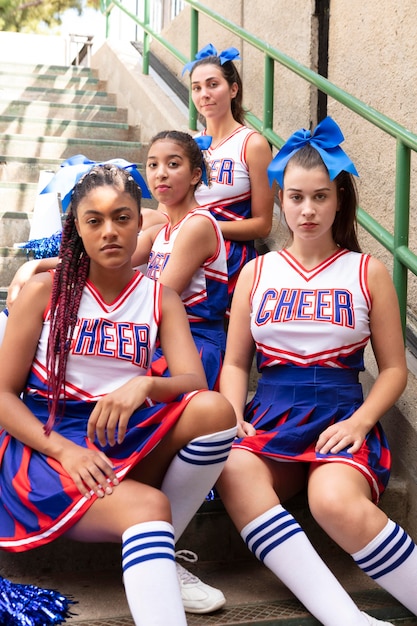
[102,0,110,38]
[393,140,411,338]
[188,8,199,131]
[142,0,150,75]
[263,55,274,135]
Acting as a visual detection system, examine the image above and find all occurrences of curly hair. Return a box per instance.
[45,163,142,433]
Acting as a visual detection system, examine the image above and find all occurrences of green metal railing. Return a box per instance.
[101,0,417,338]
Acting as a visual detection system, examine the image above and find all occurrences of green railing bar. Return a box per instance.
[184,1,417,152]
[188,8,199,130]
[356,207,394,253]
[263,55,274,133]
[108,0,189,70]
[142,0,150,75]
[396,245,417,276]
[393,141,411,331]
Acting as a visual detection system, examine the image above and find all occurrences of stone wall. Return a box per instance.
[153,0,417,310]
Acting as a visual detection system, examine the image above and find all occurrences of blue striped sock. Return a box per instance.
[241,505,367,625]
[352,518,417,614]
[122,521,186,625]
[161,426,236,540]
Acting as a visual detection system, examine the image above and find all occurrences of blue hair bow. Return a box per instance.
[182,43,240,75]
[194,135,212,185]
[267,116,359,189]
[40,155,151,212]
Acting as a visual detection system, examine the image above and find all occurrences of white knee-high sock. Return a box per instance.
[161,426,237,540]
[352,518,417,614]
[122,521,186,626]
[0,308,8,347]
[241,505,368,626]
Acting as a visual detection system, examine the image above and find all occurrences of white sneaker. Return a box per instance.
[175,550,226,614]
[362,611,392,625]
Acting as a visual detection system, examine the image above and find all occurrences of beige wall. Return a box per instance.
[326,0,417,308]
[153,0,417,306]
[151,1,314,138]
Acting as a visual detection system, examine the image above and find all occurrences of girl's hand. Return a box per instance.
[58,444,119,499]
[237,419,256,438]
[315,418,368,455]
[87,377,151,447]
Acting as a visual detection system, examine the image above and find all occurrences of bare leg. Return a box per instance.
[135,390,236,488]
[217,450,372,626]
[308,462,417,615]
[65,480,186,626]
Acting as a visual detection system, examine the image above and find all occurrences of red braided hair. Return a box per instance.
[45,164,142,434]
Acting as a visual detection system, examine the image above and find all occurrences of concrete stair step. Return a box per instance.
[9,569,416,625]
[0,98,128,123]
[0,115,131,141]
[0,70,106,92]
[1,62,95,77]
[0,155,85,183]
[0,183,47,216]
[0,85,117,106]
[0,287,6,307]
[0,133,147,162]
[0,246,29,287]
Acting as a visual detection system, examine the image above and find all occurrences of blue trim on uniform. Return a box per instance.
[122,529,174,549]
[189,320,225,331]
[354,523,401,567]
[177,436,234,465]
[122,551,175,572]
[245,509,288,546]
[370,541,415,579]
[259,527,304,562]
[261,365,359,385]
[354,524,415,579]
[123,540,175,561]
[244,510,304,562]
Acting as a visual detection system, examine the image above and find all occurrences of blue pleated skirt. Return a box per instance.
[0,390,199,552]
[151,321,226,391]
[233,366,391,503]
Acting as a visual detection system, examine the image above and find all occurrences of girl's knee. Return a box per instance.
[126,482,171,522]
[217,450,254,494]
[190,390,236,431]
[308,488,345,525]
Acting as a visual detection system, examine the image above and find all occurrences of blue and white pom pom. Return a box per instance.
[14,232,62,260]
[0,575,75,625]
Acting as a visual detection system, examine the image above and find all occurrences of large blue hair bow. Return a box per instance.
[40,155,151,212]
[194,134,212,185]
[267,116,359,189]
[182,43,240,75]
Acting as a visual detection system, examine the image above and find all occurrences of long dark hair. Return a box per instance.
[190,56,245,125]
[45,164,142,433]
[284,144,361,252]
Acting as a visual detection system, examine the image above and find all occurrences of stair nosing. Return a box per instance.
[0,98,120,112]
[0,114,129,130]
[0,133,143,147]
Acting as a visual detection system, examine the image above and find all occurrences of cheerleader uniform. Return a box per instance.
[146,207,228,391]
[194,126,258,309]
[0,271,201,552]
[233,248,391,503]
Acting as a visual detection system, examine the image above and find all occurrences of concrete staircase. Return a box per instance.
[0,51,417,626]
[0,60,148,310]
